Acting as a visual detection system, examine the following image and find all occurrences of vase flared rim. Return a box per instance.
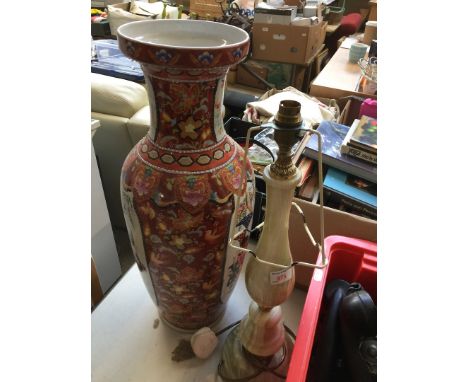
[117,20,249,50]
[117,20,250,68]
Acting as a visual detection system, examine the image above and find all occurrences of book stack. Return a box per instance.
[341,116,377,165]
[301,118,377,219]
[303,120,377,183]
[296,156,320,203]
[323,168,377,220]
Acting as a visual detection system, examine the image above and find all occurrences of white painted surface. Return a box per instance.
[91,120,121,293]
[91,264,306,382]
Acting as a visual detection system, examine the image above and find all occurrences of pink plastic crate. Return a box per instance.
[287,235,377,381]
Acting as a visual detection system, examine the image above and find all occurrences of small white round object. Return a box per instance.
[190,327,218,359]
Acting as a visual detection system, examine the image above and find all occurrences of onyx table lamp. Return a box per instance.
[218,100,328,381]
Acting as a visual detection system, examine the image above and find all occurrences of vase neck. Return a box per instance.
[142,64,228,151]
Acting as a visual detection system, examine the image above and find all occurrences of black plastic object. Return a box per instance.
[224,117,275,162]
[307,280,350,382]
[223,89,259,120]
[339,283,377,382]
[369,40,377,59]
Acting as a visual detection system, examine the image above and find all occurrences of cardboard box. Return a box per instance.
[288,198,377,288]
[254,6,297,25]
[335,96,368,125]
[363,21,377,45]
[303,5,318,17]
[315,95,369,126]
[283,0,304,9]
[369,0,377,21]
[236,61,270,90]
[252,21,327,65]
[190,0,227,18]
[291,17,319,26]
[226,68,237,85]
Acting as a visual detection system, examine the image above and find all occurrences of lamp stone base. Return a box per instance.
[218,325,295,381]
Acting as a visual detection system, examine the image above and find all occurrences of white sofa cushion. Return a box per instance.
[127,105,151,145]
[91,73,149,118]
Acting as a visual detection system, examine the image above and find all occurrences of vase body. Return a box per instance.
[117,20,254,330]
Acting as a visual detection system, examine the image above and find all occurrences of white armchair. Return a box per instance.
[91,73,150,229]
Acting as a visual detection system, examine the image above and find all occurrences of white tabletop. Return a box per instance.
[92,263,307,382]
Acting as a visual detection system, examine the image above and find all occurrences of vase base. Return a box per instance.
[158,305,227,333]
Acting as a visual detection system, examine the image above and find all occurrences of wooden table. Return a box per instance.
[309,44,377,100]
[92,263,307,381]
[326,23,341,34]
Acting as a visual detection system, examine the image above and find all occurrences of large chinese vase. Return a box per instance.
[117,20,254,331]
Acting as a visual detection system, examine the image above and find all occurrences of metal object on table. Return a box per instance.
[356,56,377,95]
[216,0,253,32]
[358,56,377,83]
[323,0,346,25]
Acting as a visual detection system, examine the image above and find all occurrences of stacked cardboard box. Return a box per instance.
[254,6,297,25]
[252,22,326,65]
[189,0,227,18]
[251,4,327,65]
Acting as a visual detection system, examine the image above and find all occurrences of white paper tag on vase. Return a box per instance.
[270,267,293,285]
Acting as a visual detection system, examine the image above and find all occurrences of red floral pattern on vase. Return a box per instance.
[150,78,218,150]
[118,20,253,330]
[174,175,211,213]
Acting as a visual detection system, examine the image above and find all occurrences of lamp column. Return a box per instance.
[219,100,305,381]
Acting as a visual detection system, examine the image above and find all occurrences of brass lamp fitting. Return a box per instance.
[270,100,305,179]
